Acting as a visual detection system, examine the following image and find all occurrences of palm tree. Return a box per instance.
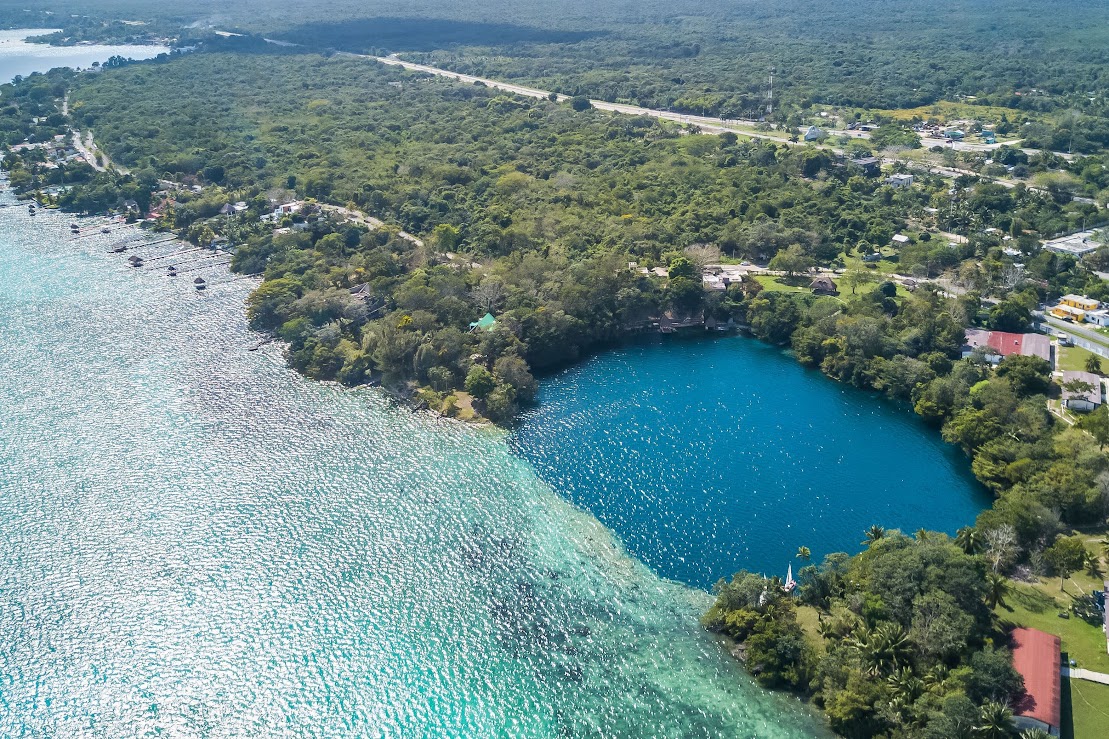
[862,525,886,546]
[1084,551,1103,579]
[985,572,1009,609]
[973,701,1013,738]
[915,529,931,542]
[922,665,951,695]
[1019,729,1052,739]
[1100,536,1109,562]
[887,667,923,704]
[796,545,811,562]
[1019,728,1052,739]
[853,622,911,676]
[956,526,983,555]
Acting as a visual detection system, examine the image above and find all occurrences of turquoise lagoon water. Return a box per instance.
[511,337,991,589]
[0,200,831,735]
[0,29,169,83]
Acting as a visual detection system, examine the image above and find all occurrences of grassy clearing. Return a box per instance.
[1062,678,1109,739]
[1058,344,1103,373]
[995,578,1109,673]
[868,100,1050,126]
[795,605,826,656]
[753,275,810,293]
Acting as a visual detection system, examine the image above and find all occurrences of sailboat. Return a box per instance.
[782,563,797,593]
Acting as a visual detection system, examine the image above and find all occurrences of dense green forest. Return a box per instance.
[7,0,1109,150]
[704,532,1029,738]
[2,32,1109,737]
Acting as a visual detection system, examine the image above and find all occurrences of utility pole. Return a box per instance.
[766,67,775,116]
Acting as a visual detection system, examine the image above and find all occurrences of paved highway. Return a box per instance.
[1039,314,1109,360]
[368,54,803,145]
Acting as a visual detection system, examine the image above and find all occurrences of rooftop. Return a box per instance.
[1044,231,1101,256]
[963,329,1051,363]
[1060,294,1100,307]
[1011,627,1061,731]
[1062,370,1102,406]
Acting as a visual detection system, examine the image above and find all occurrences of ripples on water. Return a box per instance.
[0,202,827,736]
[511,329,990,590]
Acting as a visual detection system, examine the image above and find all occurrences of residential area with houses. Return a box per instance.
[1049,294,1109,327]
[962,324,1105,418]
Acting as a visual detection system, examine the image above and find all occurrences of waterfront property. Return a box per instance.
[962,328,1052,364]
[1010,627,1062,737]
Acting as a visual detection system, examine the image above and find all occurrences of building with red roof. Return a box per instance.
[1010,627,1061,736]
[962,328,1052,365]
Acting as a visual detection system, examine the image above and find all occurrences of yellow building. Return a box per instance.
[1059,294,1100,311]
[1050,304,1087,322]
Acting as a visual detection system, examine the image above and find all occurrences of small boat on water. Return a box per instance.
[782,564,797,593]
[167,266,177,277]
[194,277,207,290]
[127,255,144,268]
[100,227,110,234]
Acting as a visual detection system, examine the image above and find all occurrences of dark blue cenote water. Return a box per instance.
[510,336,991,589]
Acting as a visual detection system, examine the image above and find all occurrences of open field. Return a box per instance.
[1062,678,1109,739]
[1058,344,1104,373]
[868,100,1051,127]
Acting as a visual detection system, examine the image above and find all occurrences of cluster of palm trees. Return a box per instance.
[791,527,1086,738]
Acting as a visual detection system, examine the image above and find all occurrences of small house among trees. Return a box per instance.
[1061,370,1102,412]
[809,276,838,296]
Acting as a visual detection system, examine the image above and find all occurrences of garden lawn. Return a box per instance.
[1062,677,1109,739]
[1057,344,1103,373]
[995,581,1109,673]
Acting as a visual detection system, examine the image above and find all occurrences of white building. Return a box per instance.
[1043,230,1101,257]
[886,173,914,188]
[1086,310,1109,327]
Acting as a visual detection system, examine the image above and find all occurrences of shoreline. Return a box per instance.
[0,193,835,736]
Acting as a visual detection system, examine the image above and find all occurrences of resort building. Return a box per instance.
[1010,627,1061,737]
[1050,303,1088,322]
[1062,370,1103,412]
[962,329,1052,364]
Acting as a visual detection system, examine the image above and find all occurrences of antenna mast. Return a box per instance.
[766,67,775,115]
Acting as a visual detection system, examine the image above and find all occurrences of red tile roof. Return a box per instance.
[1011,627,1061,730]
[963,329,1052,363]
